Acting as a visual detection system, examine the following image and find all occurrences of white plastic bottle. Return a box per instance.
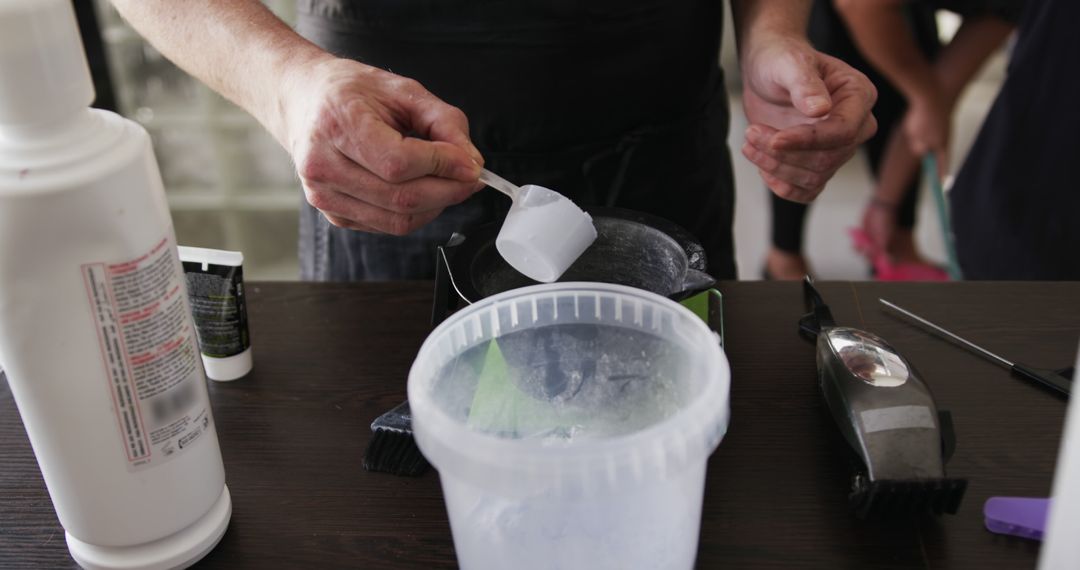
[0,1,231,568]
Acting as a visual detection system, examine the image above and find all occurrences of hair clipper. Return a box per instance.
[799,277,966,518]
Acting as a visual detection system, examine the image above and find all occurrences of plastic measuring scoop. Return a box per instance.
[479,168,597,283]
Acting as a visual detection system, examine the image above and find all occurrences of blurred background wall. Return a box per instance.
[90,0,301,280]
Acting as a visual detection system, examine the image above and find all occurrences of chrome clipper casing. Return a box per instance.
[799,278,966,518]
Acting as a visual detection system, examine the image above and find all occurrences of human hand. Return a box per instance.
[279,56,484,235]
[902,87,952,172]
[740,36,877,203]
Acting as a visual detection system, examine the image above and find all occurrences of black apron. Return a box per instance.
[949,0,1080,279]
[295,0,736,280]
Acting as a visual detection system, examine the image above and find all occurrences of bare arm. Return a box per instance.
[861,16,1014,251]
[874,16,1015,203]
[110,0,482,235]
[730,1,813,58]
[110,1,323,147]
[836,0,1013,166]
[834,0,938,101]
[934,16,1014,101]
[732,0,878,203]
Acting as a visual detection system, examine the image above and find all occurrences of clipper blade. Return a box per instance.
[851,474,968,519]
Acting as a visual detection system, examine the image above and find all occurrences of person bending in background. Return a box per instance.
[109,0,876,282]
[764,0,1021,281]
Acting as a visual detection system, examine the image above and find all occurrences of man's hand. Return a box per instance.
[280,57,484,235]
[740,36,877,203]
[108,1,484,235]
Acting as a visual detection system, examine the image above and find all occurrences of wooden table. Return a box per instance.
[2,281,1077,568]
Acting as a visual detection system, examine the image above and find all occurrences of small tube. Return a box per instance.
[178,246,253,381]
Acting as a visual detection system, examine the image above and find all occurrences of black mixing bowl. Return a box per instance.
[432,207,716,324]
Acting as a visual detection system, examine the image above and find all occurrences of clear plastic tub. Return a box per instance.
[408,283,730,570]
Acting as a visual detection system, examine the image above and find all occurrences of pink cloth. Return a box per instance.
[849,228,949,282]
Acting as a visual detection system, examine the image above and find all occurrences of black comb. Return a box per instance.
[362,401,429,477]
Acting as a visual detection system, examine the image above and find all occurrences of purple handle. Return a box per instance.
[983,497,1050,541]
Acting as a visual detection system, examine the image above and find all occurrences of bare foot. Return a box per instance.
[765,248,811,280]
[888,230,936,266]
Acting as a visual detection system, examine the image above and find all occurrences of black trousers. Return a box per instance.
[771,1,940,254]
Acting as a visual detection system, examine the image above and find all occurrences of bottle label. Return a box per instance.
[81,236,212,472]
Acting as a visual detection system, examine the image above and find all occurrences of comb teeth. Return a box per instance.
[362,428,430,477]
[850,474,968,519]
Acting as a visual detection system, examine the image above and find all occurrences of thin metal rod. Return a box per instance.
[879,299,1014,369]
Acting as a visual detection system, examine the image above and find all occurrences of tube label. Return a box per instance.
[82,236,212,472]
[180,261,249,358]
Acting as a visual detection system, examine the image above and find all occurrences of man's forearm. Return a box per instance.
[110,0,330,144]
[834,0,938,102]
[730,0,812,60]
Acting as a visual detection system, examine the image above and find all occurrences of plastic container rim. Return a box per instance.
[407,281,730,466]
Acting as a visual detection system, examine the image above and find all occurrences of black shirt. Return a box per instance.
[950,0,1080,279]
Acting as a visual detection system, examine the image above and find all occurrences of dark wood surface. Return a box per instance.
[2,281,1078,569]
